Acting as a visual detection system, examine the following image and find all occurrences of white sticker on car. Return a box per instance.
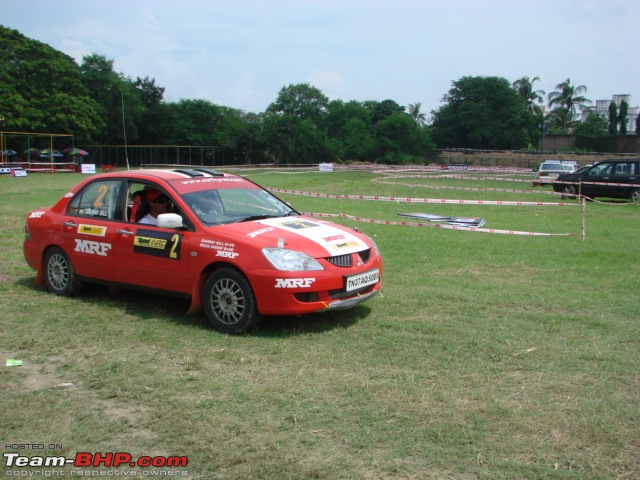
[275,278,316,288]
[257,218,367,255]
[74,239,112,256]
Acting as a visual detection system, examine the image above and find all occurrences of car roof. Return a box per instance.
[88,168,258,194]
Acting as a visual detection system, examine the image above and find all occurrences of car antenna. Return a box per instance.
[121,89,130,171]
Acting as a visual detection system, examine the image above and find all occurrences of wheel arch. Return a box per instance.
[187,261,253,315]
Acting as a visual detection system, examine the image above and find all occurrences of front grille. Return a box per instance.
[325,249,371,268]
[326,253,352,267]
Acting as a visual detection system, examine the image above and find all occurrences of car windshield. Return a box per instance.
[182,187,297,226]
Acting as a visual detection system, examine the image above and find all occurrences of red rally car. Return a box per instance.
[23,169,383,333]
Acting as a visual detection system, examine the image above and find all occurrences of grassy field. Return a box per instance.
[1,168,638,479]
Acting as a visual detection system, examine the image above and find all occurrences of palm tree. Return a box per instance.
[512,76,545,115]
[547,79,592,132]
[406,102,427,127]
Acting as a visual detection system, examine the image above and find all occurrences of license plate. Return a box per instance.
[345,269,379,292]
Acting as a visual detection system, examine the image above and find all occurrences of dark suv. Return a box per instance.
[553,159,640,203]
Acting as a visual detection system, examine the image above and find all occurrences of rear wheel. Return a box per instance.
[43,247,83,296]
[561,185,576,199]
[631,188,640,204]
[203,268,260,334]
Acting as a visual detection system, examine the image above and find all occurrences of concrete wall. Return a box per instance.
[543,134,640,154]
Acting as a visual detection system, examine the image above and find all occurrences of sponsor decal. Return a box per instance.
[322,234,345,242]
[247,226,275,238]
[279,219,319,230]
[74,239,111,256]
[216,250,240,258]
[77,224,107,237]
[200,239,238,258]
[180,177,243,185]
[275,278,316,288]
[28,211,45,219]
[134,229,182,260]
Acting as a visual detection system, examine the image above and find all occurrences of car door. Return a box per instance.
[606,162,636,199]
[62,179,123,282]
[112,183,192,294]
[583,162,613,198]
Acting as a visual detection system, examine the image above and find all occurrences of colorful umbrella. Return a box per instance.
[2,149,18,156]
[39,149,63,157]
[64,147,90,156]
[24,148,40,156]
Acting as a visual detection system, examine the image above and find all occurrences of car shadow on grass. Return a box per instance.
[17,277,368,336]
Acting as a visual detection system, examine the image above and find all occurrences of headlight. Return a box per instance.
[262,248,324,271]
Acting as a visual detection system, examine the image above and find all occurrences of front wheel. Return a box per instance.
[43,247,83,296]
[631,188,640,204]
[203,268,260,334]
[561,185,576,199]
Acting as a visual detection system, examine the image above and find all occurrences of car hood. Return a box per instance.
[210,216,371,257]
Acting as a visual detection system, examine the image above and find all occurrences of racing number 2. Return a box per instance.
[169,233,180,259]
[93,184,109,208]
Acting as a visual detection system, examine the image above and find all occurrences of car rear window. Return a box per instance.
[541,164,566,172]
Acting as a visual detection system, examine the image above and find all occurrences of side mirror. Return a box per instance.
[157,213,183,229]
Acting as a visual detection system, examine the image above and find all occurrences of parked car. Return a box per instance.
[553,159,640,203]
[23,169,383,333]
[532,160,579,186]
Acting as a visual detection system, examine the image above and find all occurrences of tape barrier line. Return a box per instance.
[372,179,561,195]
[269,187,578,206]
[303,212,575,236]
[553,180,640,188]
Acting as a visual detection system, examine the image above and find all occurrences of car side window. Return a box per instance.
[613,163,630,175]
[589,163,612,176]
[66,181,122,220]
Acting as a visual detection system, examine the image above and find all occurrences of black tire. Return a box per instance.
[203,268,260,334]
[631,189,640,204]
[43,247,83,296]
[561,185,576,199]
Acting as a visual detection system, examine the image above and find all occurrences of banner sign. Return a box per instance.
[81,164,96,174]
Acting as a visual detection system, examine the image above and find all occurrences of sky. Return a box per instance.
[3,0,639,118]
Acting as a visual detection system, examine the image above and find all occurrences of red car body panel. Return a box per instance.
[23,169,382,322]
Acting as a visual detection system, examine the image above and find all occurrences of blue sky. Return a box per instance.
[3,0,639,117]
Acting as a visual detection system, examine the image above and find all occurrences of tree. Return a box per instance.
[374,112,434,164]
[619,100,629,135]
[326,100,375,161]
[0,26,103,140]
[266,83,329,126]
[80,54,141,144]
[573,111,612,151]
[133,76,167,144]
[608,101,618,134]
[512,76,545,115]
[406,102,427,127]
[547,78,591,133]
[431,76,539,149]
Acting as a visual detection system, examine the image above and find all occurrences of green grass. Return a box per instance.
[1,169,639,479]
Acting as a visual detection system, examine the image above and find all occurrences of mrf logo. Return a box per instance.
[275,278,316,288]
[74,239,111,256]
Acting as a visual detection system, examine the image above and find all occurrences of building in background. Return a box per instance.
[581,94,638,133]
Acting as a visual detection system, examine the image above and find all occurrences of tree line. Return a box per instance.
[1,26,634,165]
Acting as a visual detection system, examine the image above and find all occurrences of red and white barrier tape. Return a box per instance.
[303,212,575,236]
[269,187,577,206]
